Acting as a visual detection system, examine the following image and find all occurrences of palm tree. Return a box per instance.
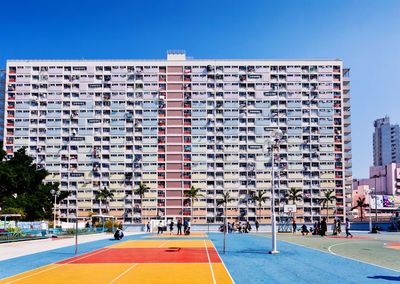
[284,188,303,218]
[217,191,234,254]
[184,186,204,224]
[252,190,268,223]
[320,189,336,220]
[285,188,303,205]
[351,197,369,221]
[135,182,149,222]
[95,187,114,215]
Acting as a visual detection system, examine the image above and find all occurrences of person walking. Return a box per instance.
[345,218,353,238]
[169,220,174,235]
[157,221,163,235]
[320,217,327,237]
[177,219,182,235]
[186,220,191,235]
[183,219,188,234]
[146,222,151,233]
[255,220,260,232]
[292,220,297,234]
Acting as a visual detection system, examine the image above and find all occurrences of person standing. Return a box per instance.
[183,219,188,234]
[292,220,297,234]
[157,221,163,235]
[337,219,342,235]
[320,217,327,237]
[40,221,48,237]
[332,219,337,235]
[312,222,318,235]
[345,218,353,238]
[255,220,260,232]
[146,222,151,233]
[177,219,182,235]
[169,220,174,235]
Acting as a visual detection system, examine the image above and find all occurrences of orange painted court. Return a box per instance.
[2,234,233,284]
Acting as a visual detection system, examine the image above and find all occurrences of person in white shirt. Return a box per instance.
[40,221,48,237]
[345,218,353,238]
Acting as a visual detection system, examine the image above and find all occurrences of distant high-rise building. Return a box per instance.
[373,116,400,166]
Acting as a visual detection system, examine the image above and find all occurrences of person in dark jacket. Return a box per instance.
[320,217,327,237]
[157,221,163,235]
[169,221,174,235]
[292,220,297,234]
[183,219,189,234]
[177,219,182,235]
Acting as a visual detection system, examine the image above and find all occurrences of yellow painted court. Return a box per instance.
[1,235,233,284]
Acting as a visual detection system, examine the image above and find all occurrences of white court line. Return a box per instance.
[157,240,170,248]
[327,241,364,255]
[204,240,217,284]
[256,234,400,273]
[5,248,112,284]
[208,241,235,284]
[108,263,138,284]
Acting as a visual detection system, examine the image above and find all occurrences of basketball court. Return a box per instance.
[1,235,233,284]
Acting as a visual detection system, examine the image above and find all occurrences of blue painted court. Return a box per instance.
[1,232,398,283]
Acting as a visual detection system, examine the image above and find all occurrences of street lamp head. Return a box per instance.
[50,189,56,195]
[272,129,283,139]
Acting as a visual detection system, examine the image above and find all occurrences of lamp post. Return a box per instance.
[266,129,283,254]
[371,173,382,224]
[50,189,60,229]
[365,188,373,232]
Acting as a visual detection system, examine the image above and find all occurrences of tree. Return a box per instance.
[95,187,114,215]
[134,182,149,222]
[252,190,268,223]
[351,197,369,221]
[320,189,336,220]
[0,147,68,220]
[285,188,303,205]
[184,186,204,224]
[217,191,234,254]
[0,141,6,161]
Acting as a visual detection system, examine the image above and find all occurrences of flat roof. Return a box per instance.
[6,58,343,64]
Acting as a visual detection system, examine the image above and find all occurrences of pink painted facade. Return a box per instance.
[353,163,400,196]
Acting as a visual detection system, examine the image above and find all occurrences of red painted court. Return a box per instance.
[58,247,222,264]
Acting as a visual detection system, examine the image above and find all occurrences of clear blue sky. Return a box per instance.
[2,0,400,178]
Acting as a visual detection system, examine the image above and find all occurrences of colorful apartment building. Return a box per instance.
[3,52,352,224]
